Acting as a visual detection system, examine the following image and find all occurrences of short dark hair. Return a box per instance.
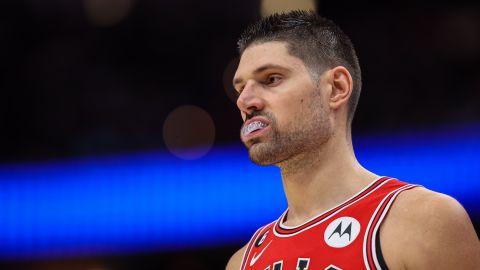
[237,10,361,125]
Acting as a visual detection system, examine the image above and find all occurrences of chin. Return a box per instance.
[247,143,280,166]
[249,155,274,166]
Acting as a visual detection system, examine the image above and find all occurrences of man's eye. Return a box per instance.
[266,75,282,85]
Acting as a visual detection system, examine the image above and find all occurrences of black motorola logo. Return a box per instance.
[328,221,352,241]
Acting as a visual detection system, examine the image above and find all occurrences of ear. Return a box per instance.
[329,66,353,110]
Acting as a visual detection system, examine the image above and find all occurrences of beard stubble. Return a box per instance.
[245,90,332,166]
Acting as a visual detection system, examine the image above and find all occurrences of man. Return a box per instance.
[226,10,479,270]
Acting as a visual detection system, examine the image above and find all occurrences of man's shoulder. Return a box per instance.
[389,186,465,220]
[381,186,480,269]
[387,187,472,233]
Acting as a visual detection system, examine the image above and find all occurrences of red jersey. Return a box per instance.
[240,177,419,270]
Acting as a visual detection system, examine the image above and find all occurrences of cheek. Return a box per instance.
[274,100,304,127]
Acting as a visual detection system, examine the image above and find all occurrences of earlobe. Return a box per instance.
[329,66,353,109]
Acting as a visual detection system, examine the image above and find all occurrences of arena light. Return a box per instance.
[163,105,215,160]
[84,0,135,27]
[261,0,316,17]
[0,124,479,259]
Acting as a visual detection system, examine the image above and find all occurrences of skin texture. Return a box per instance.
[226,41,480,270]
[236,42,332,168]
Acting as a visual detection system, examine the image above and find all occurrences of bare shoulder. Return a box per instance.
[226,245,247,270]
[381,187,480,269]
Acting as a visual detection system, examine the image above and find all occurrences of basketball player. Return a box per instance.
[226,11,480,270]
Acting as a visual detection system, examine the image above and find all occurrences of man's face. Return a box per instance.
[233,41,332,165]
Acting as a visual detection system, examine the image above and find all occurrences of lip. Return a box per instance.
[241,116,271,142]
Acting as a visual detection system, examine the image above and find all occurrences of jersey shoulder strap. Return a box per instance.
[240,221,276,270]
[363,178,420,269]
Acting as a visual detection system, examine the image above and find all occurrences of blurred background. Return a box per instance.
[1,0,479,269]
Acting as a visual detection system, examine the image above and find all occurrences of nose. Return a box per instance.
[236,80,265,120]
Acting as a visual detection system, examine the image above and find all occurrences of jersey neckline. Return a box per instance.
[274,176,392,236]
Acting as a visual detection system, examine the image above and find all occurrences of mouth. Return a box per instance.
[241,119,270,140]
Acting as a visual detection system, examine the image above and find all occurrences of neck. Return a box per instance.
[277,130,378,227]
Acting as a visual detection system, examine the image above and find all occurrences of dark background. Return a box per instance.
[1,0,479,269]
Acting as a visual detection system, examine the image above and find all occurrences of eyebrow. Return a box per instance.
[233,64,289,87]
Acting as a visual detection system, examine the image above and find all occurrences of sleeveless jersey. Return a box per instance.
[240,177,419,270]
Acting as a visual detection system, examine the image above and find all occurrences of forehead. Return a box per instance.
[234,41,307,80]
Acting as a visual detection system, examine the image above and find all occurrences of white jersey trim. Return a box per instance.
[274,176,392,237]
[362,184,418,270]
